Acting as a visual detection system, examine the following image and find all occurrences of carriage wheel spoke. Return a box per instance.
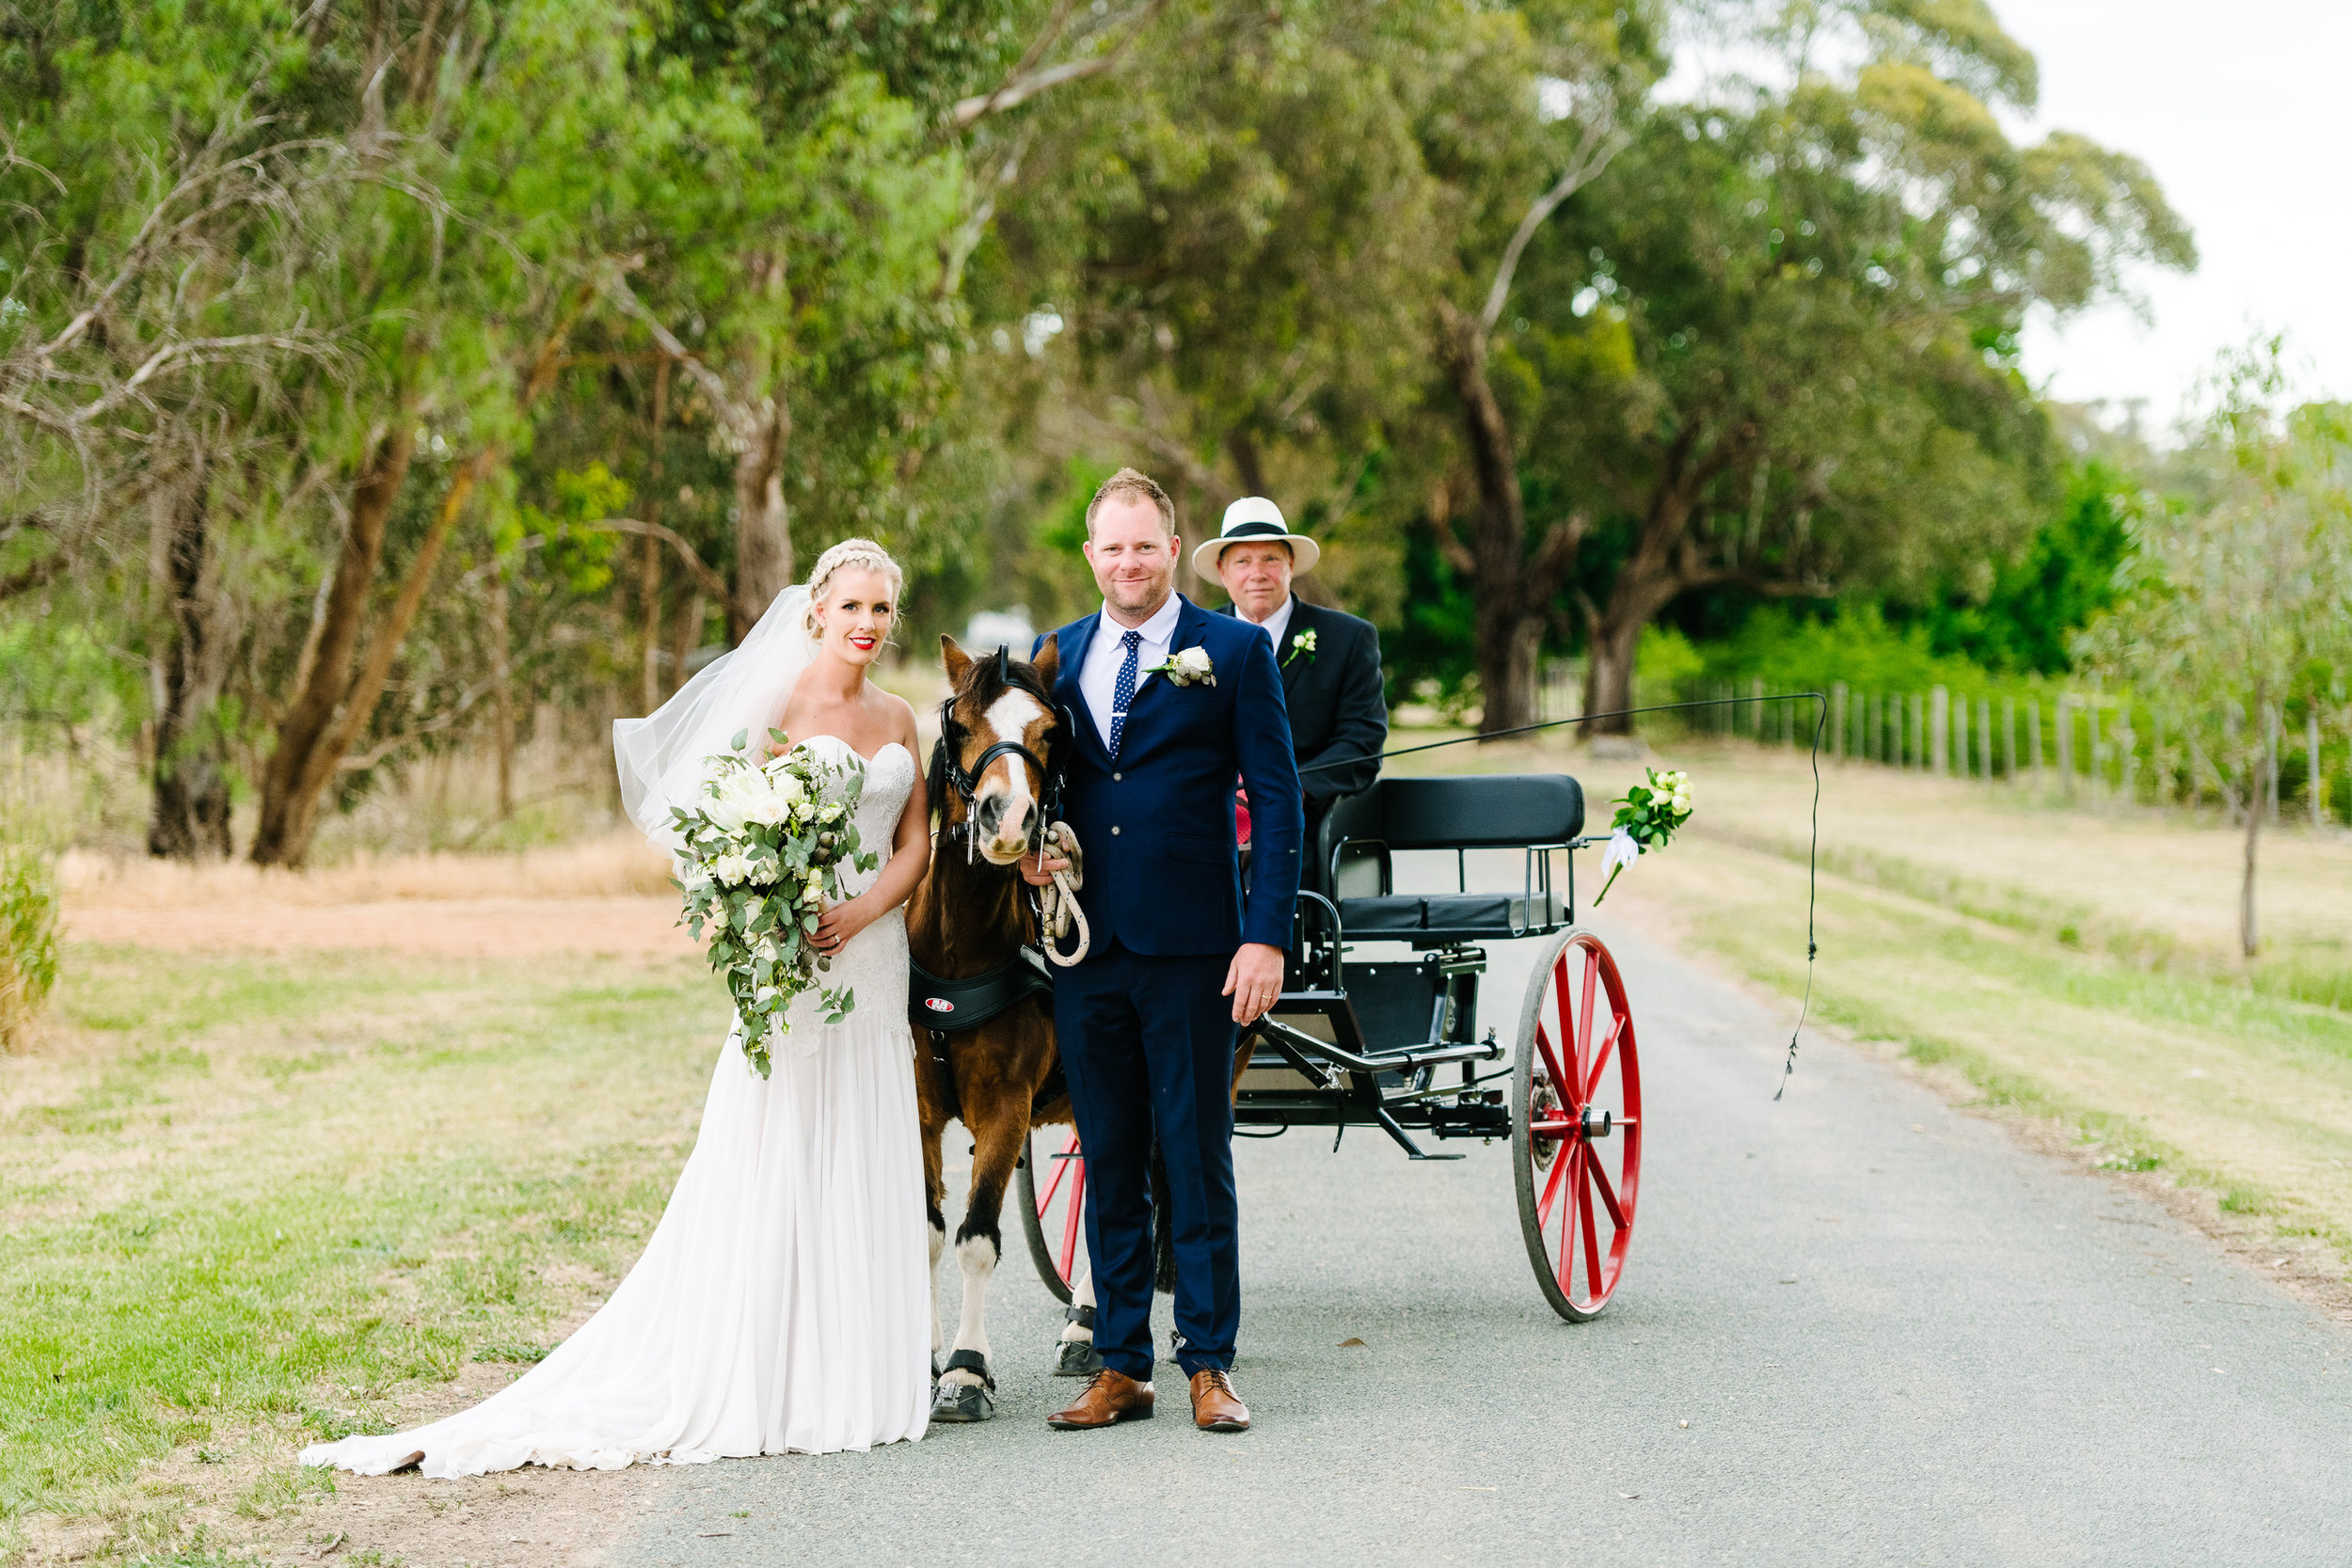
[1037,1138,1074,1213]
[1536,1122,1573,1227]
[1587,1150,1627,1230]
[1057,1156,1086,1282]
[1555,1144,1586,1296]
[1578,1157,1606,1299]
[1533,1020,1574,1110]
[1583,1010,1626,1104]
[1575,950,1598,1086]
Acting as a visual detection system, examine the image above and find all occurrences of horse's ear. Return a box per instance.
[1031,633,1059,688]
[941,633,972,686]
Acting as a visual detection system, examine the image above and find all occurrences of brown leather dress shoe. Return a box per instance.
[1046,1369,1155,1430]
[1189,1369,1250,1432]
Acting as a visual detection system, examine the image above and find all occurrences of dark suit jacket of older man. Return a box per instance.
[1219,595,1388,871]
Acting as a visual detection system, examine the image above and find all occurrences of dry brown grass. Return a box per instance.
[56,832,686,957]
[62,830,675,911]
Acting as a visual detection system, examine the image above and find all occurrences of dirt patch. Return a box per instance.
[62,895,691,958]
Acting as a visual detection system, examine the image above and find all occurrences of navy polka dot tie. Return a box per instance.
[1107,629,1141,758]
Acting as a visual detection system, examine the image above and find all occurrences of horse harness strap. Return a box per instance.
[913,948,1055,1034]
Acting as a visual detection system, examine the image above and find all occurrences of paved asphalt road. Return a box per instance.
[616,915,2352,1566]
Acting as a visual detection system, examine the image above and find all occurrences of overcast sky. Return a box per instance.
[1997,0,2352,433]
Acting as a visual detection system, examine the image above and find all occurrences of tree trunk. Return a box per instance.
[1581,549,1690,736]
[250,446,487,866]
[669,591,708,691]
[639,534,662,714]
[729,396,792,644]
[250,423,415,865]
[486,553,514,820]
[1438,301,1574,736]
[1224,429,1268,498]
[2240,763,2262,958]
[641,358,669,712]
[146,465,234,859]
[1582,604,1641,738]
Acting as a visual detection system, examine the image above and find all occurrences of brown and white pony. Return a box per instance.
[908,635,1096,1422]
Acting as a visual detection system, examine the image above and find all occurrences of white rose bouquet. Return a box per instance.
[670,728,878,1077]
[1591,768,1693,907]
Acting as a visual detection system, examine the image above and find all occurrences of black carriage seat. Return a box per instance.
[1318,774,1583,943]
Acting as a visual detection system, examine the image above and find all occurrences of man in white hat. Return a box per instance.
[1196,497,1388,863]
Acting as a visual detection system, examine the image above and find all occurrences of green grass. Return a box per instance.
[1708,816,2352,1016]
[0,945,723,1562]
[1636,833,2352,1264]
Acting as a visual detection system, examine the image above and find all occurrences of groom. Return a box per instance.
[1022,467,1302,1433]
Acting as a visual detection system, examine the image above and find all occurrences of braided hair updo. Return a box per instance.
[801,537,904,641]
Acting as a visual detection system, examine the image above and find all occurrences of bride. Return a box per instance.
[302,539,933,1476]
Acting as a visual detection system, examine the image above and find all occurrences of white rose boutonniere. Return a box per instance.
[1282,627,1317,667]
[1147,646,1217,687]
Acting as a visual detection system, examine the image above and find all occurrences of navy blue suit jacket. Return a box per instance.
[1038,596,1303,956]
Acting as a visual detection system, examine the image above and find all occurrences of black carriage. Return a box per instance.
[1017,771,1644,1323]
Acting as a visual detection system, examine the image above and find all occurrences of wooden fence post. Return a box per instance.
[2056,695,2074,800]
[1978,699,1992,784]
[2002,696,2016,783]
[1832,682,1847,761]
[2028,698,2042,782]
[1930,686,1949,775]
[2119,705,2137,804]
[2312,709,2326,829]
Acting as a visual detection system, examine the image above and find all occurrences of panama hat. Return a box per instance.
[1191,496,1322,579]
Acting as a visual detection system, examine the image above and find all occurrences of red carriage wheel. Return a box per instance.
[1015,1127,1088,1304]
[1513,927,1642,1321]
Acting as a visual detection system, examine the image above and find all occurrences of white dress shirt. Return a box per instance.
[1078,592,1184,747]
[1236,593,1295,658]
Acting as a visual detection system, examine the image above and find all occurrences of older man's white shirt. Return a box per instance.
[1078,591,1184,747]
[1238,593,1295,656]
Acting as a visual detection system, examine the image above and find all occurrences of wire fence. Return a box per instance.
[1652,672,2351,829]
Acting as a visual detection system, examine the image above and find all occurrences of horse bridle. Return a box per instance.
[937,646,1068,863]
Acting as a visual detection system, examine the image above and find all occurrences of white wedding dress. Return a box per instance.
[301,737,930,1476]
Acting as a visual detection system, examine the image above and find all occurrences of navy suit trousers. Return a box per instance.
[1053,941,1240,1381]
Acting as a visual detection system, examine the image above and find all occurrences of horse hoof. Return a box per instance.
[929,1381,997,1423]
[1053,1338,1106,1378]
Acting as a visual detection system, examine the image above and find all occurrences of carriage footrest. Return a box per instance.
[1338,892,1564,942]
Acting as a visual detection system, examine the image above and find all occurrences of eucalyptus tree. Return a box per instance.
[2083,345,2352,958]
[977,0,1454,594]
[1509,0,2194,731]
[1410,0,1661,729]
[0,6,373,856]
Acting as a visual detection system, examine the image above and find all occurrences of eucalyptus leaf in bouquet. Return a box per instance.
[670,729,880,1077]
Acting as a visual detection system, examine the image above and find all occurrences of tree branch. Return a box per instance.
[600,269,755,439]
[572,517,728,602]
[949,0,1168,129]
[310,451,492,796]
[1526,510,1589,599]
[0,547,64,603]
[1478,115,1628,338]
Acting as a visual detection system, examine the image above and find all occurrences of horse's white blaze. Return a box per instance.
[939,1232,998,1385]
[976,689,1047,856]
